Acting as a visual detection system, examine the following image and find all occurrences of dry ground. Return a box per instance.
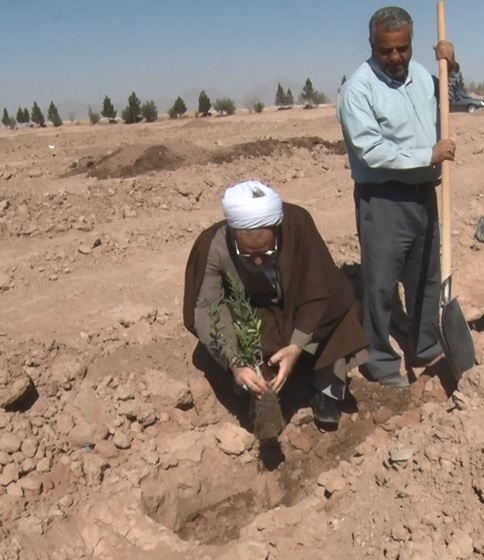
[0,105,483,560]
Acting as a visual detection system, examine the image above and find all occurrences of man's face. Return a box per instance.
[371,22,412,79]
[234,228,277,267]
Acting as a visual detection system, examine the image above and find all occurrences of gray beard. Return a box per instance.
[238,258,278,288]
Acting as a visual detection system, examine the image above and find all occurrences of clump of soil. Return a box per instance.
[251,362,286,441]
[253,390,285,440]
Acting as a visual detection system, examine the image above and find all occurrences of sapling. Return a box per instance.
[207,271,285,440]
[208,272,263,373]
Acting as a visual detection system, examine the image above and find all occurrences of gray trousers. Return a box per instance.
[355,182,442,379]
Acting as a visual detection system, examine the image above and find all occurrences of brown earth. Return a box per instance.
[0,106,483,560]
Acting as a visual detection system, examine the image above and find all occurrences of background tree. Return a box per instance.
[253,101,264,113]
[198,90,212,117]
[101,95,117,121]
[47,101,63,127]
[245,97,264,113]
[285,88,294,107]
[31,102,45,127]
[23,107,30,124]
[213,97,236,116]
[465,80,484,94]
[274,84,294,108]
[301,78,315,107]
[312,90,329,105]
[121,91,141,124]
[2,108,11,128]
[88,105,100,125]
[16,107,26,124]
[141,100,158,122]
[275,83,285,107]
[169,96,187,119]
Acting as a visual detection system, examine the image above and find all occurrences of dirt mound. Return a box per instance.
[211,136,346,165]
[61,136,347,180]
[64,141,208,179]
[88,144,184,178]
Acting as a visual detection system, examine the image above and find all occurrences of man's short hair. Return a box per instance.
[369,6,413,44]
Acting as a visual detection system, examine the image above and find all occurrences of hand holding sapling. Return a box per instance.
[207,271,285,439]
[207,271,266,392]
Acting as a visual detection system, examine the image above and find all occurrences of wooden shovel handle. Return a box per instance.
[437,0,452,282]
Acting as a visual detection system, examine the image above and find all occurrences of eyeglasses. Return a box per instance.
[234,238,278,260]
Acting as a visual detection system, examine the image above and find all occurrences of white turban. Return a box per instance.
[222,180,283,229]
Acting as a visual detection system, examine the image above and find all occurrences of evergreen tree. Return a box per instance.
[121,91,142,124]
[47,101,63,127]
[285,88,294,106]
[101,95,117,120]
[275,83,285,107]
[141,100,158,122]
[301,78,315,106]
[198,90,212,117]
[31,102,45,127]
[172,96,187,118]
[2,108,10,128]
[16,106,25,124]
[23,108,30,124]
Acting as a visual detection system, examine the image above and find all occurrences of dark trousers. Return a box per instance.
[354,181,442,379]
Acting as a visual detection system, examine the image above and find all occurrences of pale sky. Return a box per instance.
[1,0,482,112]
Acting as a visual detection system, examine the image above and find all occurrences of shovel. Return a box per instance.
[437,0,476,379]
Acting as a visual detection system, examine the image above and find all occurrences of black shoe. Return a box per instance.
[375,372,410,389]
[310,392,341,425]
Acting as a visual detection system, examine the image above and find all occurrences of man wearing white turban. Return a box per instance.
[222,180,284,230]
[183,180,368,428]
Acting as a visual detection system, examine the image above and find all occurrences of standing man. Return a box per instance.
[337,6,459,387]
[184,180,368,427]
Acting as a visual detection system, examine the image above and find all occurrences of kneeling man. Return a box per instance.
[183,180,368,427]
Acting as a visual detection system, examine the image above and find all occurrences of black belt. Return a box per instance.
[401,180,440,192]
[356,180,440,192]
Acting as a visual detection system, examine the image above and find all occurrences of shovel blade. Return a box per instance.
[440,297,476,380]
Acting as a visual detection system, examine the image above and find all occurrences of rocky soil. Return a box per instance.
[0,106,483,560]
